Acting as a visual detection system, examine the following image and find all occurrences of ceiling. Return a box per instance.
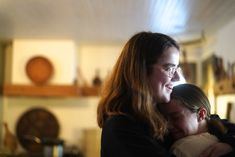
[1,0,235,44]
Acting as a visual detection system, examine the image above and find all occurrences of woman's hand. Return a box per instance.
[199,142,233,157]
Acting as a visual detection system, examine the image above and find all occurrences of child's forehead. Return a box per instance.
[160,99,186,113]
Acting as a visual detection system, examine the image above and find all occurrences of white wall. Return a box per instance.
[203,17,235,63]
[214,19,235,63]
[11,39,77,85]
[78,44,122,86]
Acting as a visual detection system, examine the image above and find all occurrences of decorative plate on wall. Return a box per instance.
[16,107,60,153]
[25,56,53,85]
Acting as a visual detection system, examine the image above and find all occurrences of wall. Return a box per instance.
[2,43,122,155]
[0,44,4,86]
[3,96,99,151]
[214,19,235,64]
[203,17,235,63]
[0,44,4,144]
[78,44,122,85]
[11,39,77,85]
[203,17,235,119]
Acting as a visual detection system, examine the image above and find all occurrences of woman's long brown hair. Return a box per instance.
[97,32,179,139]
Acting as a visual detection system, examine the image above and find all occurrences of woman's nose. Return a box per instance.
[171,70,180,82]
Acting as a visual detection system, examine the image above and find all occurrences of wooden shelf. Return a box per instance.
[3,84,101,97]
[80,86,101,96]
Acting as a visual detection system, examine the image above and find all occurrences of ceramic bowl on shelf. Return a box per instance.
[25,56,54,85]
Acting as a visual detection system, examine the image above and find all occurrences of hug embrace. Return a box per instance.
[97,32,235,157]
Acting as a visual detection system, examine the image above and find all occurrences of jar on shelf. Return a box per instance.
[92,69,102,87]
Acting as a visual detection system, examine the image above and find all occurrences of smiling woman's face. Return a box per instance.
[148,46,180,103]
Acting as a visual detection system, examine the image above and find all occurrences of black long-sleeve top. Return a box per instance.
[101,115,174,157]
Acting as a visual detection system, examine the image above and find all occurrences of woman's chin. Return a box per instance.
[162,95,171,103]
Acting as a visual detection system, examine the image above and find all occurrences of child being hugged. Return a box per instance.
[159,83,235,157]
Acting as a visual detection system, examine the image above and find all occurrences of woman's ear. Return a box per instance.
[197,107,207,122]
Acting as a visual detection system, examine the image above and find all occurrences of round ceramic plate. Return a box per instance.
[25,56,53,85]
[16,107,60,153]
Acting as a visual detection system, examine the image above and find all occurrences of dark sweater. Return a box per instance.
[101,115,173,157]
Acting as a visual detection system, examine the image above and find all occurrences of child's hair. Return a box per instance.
[172,83,227,135]
[171,83,211,119]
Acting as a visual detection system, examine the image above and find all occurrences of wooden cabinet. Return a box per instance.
[214,79,235,95]
[3,84,101,97]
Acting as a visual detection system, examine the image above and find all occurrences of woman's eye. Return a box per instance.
[165,67,173,72]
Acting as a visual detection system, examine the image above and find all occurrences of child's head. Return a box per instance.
[159,83,211,140]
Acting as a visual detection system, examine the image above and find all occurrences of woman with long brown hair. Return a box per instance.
[97,31,180,157]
